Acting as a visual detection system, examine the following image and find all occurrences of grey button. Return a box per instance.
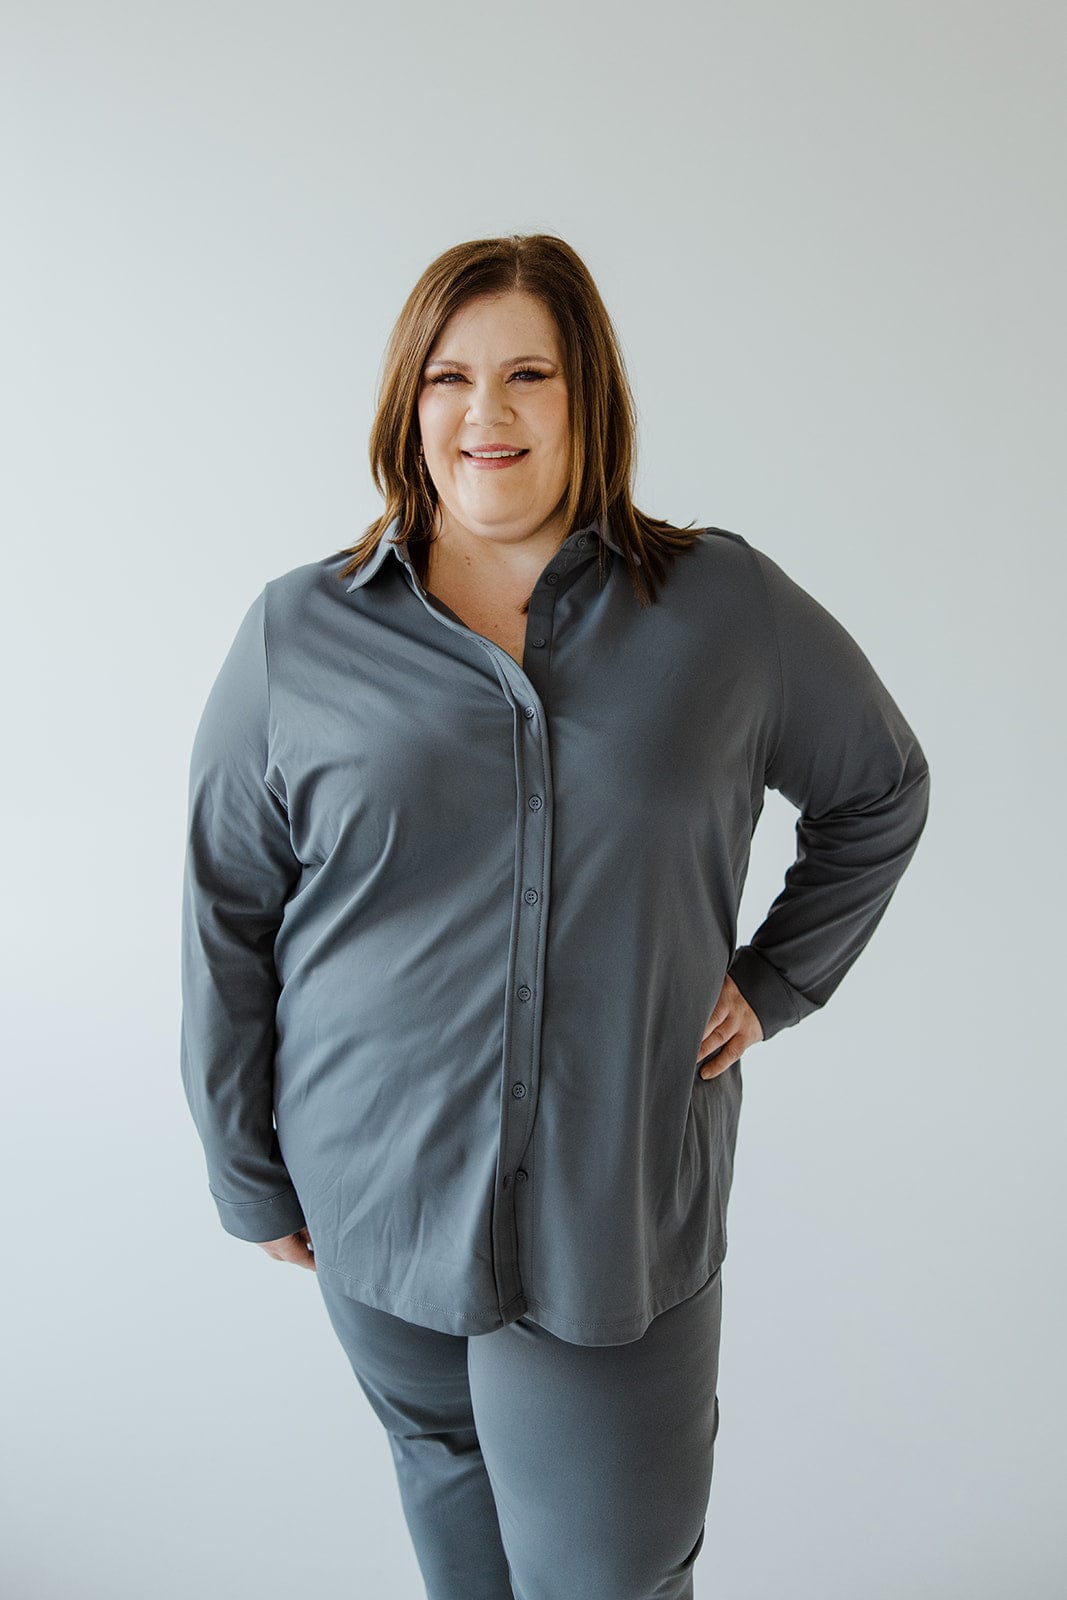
[528,795,543,811]
[511,1083,527,1099]
[545,572,559,585]
[530,636,546,648]
[523,705,536,719]
[515,1169,528,1184]
[577,534,589,547]
[523,888,539,905]
[517,985,532,1001]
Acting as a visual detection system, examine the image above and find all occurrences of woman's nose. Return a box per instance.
[465,382,513,425]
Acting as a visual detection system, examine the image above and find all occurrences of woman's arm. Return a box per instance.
[179,586,308,1242]
[726,543,932,1043]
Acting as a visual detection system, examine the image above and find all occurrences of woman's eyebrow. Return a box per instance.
[423,355,556,370]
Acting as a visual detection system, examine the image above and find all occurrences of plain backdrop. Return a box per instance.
[2,3,1063,1597]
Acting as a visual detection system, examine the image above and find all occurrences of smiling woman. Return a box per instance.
[179,231,931,1600]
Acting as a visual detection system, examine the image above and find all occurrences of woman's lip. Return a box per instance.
[461,449,529,471]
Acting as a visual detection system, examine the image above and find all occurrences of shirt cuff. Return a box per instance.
[210,1185,308,1243]
[727,945,806,1044]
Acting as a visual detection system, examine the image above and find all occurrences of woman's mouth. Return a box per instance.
[461,449,529,471]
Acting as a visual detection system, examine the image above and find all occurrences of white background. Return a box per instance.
[2,2,1063,1596]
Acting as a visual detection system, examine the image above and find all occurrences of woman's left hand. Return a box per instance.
[695,974,764,1079]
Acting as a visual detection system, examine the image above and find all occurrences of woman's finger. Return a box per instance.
[699,1049,741,1080]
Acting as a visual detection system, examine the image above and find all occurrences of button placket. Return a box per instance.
[394,531,592,1317]
[482,558,575,1308]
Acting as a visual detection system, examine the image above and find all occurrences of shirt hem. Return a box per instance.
[314,1261,528,1335]
[521,1241,727,1346]
[314,1240,726,1346]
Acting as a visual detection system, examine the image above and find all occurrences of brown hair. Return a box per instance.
[337,232,704,610]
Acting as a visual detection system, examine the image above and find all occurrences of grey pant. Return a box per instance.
[315,1265,723,1600]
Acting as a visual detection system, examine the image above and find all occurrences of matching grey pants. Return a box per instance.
[315,1265,724,1600]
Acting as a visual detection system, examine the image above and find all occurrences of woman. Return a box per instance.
[180,232,930,1600]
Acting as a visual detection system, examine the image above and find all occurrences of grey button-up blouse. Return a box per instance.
[180,516,930,1345]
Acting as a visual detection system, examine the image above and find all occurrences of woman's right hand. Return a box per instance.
[256,1226,318,1270]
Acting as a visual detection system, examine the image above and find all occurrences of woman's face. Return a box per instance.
[417,289,571,551]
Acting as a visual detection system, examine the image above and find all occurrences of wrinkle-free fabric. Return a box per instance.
[179,517,930,1344]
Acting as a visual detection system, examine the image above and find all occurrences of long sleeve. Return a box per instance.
[179,586,308,1242]
[727,544,931,1043]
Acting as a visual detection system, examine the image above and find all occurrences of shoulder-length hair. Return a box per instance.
[337,232,703,609]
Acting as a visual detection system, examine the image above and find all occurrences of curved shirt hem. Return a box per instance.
[313,1240,726,1347]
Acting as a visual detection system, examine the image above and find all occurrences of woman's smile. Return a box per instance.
[461,448,530,471]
